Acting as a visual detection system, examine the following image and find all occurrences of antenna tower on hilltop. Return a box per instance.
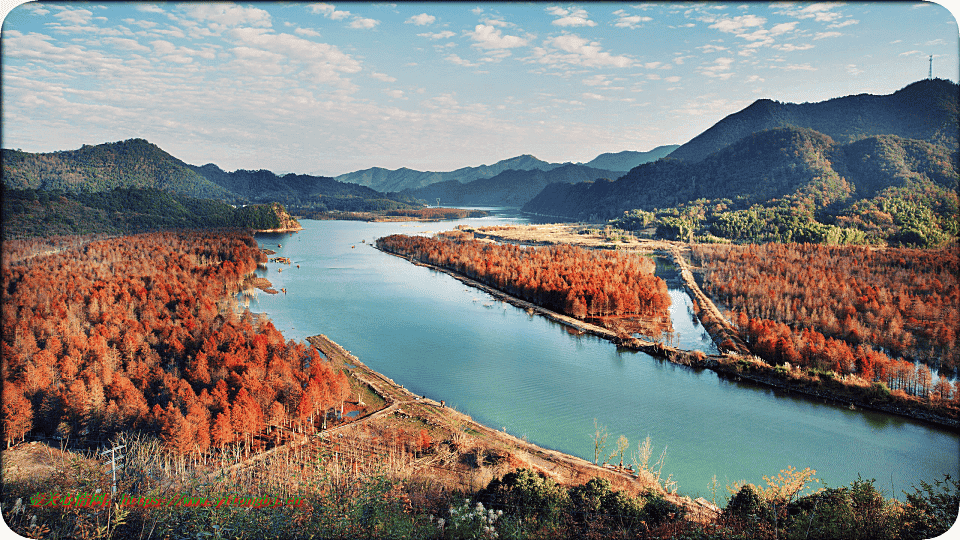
[929,55,933,79]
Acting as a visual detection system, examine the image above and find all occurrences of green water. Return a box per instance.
[247,213,959,500]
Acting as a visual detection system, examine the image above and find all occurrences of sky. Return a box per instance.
[1,1,958,177]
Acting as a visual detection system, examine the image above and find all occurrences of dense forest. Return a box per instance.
[690,243,959,396]
[1,186,296,239]
[0,231,348,454]
[1,140,234,201]
[376,232,671,325]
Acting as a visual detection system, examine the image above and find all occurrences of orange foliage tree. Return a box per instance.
[1,230,348,455]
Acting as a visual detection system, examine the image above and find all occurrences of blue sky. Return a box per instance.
[2,2,958,177]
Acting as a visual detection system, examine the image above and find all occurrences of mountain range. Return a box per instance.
[3,78,955,246]
[668,78,957,163]
[524,79,959,232]
[332,146,678,194]
[400,163,619,207]
[2,140,672,210]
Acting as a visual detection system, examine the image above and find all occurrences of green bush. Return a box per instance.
[724,484,773,525]
[477,468,568,524]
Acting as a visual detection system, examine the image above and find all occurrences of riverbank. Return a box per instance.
[304,333,721,521]
[381,226,959,431]
[292,208,490,222]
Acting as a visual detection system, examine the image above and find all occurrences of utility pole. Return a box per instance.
[101,444,126,497]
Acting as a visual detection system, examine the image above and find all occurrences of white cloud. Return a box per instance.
[813,32,841,40]
[187,3,271,28]
[829,19,858,28]
[795,3,843,22]
[531,33,633,68]
[698,56,734,79]
[349,18,379,30]
[384,89,404,99]
[709,14,766,34]
[698,44,729,53]
[446,54,479,67]
[103,37,151,53]
[24,4,50,15]
[466,24,528,49]
[295,28,321,37]
[583,74,611,86]
[54,7,94,25]
[135,5,167,15]
[613,14,652,29]
[418,31,456,40]
[770,22,798,35]
[771,63,816,71]
[547,6,596,27]
[224,28,362,88]
[406,13,436,26]
[846,64,864,76]
[371,72,396,82]
[310,3,350,21]
[774,43,814,51]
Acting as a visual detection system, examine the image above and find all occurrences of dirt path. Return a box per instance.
[305,335,681,492]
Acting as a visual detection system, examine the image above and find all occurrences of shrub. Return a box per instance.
[724,484,773,525]
[898,474,960,540]
[476,468,568,525]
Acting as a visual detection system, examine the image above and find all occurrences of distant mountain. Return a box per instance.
[523,126,958,222]
[2,138,236,201]
[2,139,420,213]
[186,163,412,207]
[581,145,680,172]
[668,78,958,163]
[335,154,563,192]
[403,163,618,207]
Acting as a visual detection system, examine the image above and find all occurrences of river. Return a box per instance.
[246,210,958,500]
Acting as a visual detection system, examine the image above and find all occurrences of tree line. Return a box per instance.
[376,232,671,322]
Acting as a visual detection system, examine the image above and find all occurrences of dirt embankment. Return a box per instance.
[303,334,718,520]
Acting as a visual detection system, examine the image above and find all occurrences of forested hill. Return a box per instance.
[523,127,958,246]
[668,78,958,163]
[186,162,416,210]
[1,139,420,212]
[582,145,679,171]
[2,138,235,201]
[1,186,298,239]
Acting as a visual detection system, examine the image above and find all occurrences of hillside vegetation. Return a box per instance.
[668,78,957,163]
[2,139,235,201]
[1,186,296,239]
[524,79,959,248]
[1,139,420,214]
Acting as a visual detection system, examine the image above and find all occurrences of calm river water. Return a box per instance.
[247,211,958,500]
